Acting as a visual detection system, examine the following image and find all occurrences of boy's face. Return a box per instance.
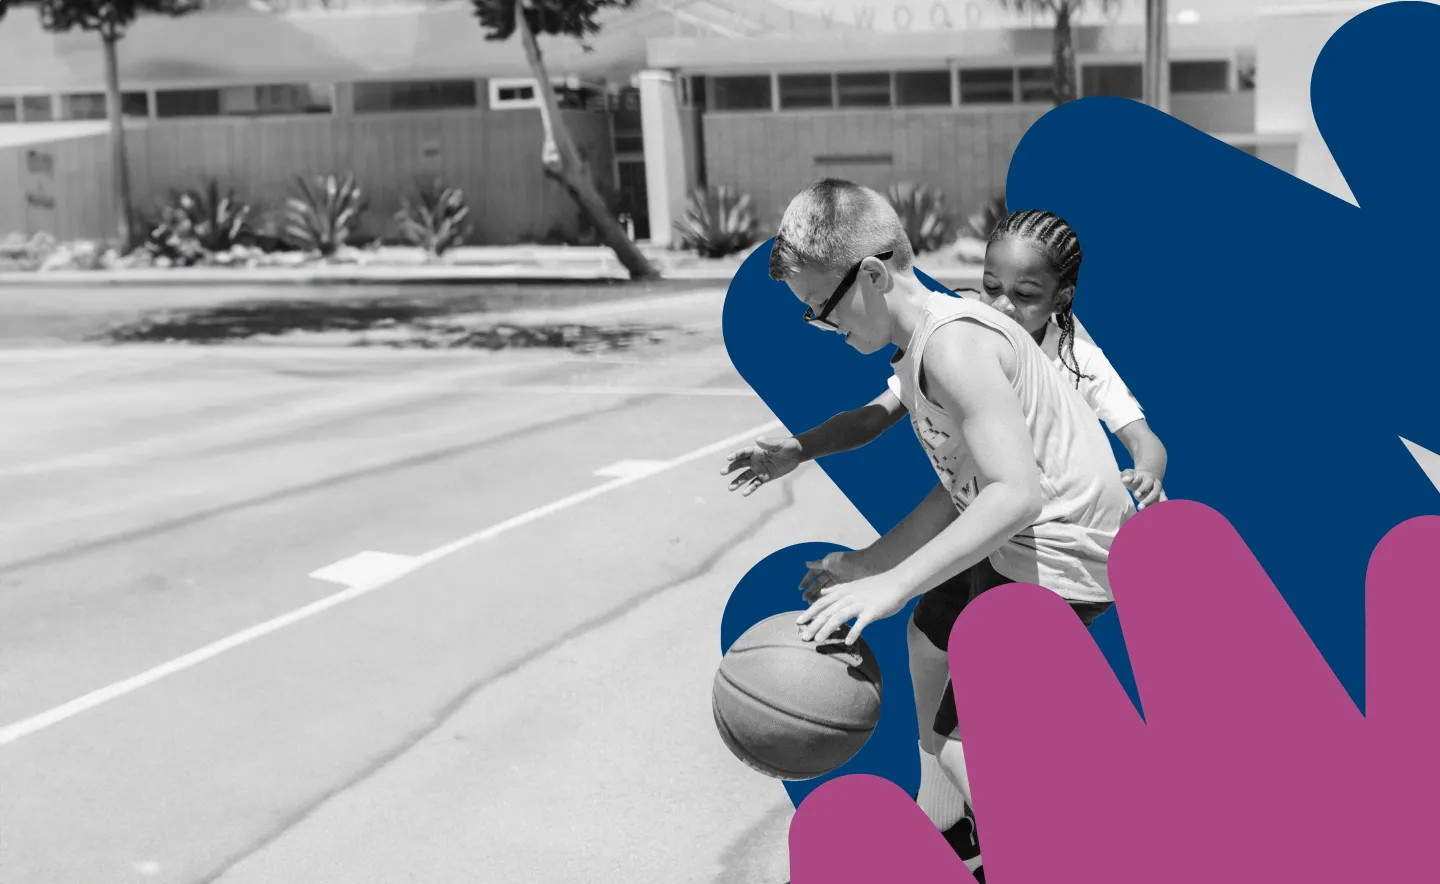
[787,259,891,355]
[979,237,1071,337]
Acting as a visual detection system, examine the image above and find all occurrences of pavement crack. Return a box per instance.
[191,476,802,883]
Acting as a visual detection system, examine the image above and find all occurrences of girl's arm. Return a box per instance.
[793,387,908,462]
[1116,419,1168,508]
[1115,419,1167,483]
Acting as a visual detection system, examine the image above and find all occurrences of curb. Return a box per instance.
[0,266,983,288]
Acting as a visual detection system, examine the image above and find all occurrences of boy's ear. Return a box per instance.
[1056,284,1076,312]
[861,256,891,292]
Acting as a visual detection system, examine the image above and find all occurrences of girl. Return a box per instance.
[973,209,1167,509]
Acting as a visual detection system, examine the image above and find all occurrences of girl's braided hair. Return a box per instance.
[988,209,1091,388]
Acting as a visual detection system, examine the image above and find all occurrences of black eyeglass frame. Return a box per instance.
[802,250,895,330]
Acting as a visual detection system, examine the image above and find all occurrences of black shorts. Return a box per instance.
[914,557,1112,739]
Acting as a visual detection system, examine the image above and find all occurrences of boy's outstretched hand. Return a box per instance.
[721,437,804,496]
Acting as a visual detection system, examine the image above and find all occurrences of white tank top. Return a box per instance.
[889,294,1134,604]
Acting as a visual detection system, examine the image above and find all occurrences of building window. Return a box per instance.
[1170,60,1229,93]
[1236,51,1256,92]
[711,75,772,111]
[686,75,707,110]
[489,78,539,109]
[61,91,148,120]
[779,73,834,110]
[894,69,952,107]
[837,72,891,108]
[122,92,151,118]
[353,79,477,114]
[614,134,644,154]
[21,95,54,122]
[1082,64,1143,99]
[0,96,16,123]
[157,84,330,118]
[61,92,107,120]
[1018,66,1054,103]
[959,68,1015,104]
[156,88,220,118]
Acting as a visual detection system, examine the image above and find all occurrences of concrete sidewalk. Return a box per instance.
[0,243,985,288]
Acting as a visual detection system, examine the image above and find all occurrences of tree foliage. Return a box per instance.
[471,0,635,48]
[0,0,202,39]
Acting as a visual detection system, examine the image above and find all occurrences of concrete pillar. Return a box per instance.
[638,69,690,248]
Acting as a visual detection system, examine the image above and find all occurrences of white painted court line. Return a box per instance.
[0,418,781,749]
[309,551,419,588]
[1401,436,1440,493]
[593,459,669,480]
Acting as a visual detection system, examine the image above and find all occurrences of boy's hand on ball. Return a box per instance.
[799,550,874,603]
[1120,468,1163,509]
[796,575,909,645]
[721,437,804,496]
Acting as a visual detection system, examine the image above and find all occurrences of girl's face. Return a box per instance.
[978,237,1072,338]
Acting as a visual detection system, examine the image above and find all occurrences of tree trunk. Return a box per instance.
[512,0,659,281]
[101,32,136,252]
[1053,6,1077,105]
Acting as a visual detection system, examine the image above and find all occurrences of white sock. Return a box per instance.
[914,741,967,830]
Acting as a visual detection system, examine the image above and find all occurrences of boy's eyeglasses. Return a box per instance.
[803,251,894,331]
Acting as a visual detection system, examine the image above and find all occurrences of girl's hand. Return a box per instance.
[1121,469,1164,510]
[721,437,804,496]
[798,549,877,603]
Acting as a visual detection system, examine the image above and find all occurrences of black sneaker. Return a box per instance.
[940,812,984,880]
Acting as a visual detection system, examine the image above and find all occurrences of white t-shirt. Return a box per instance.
[1038,318,1145,436]
[888,314,1145,437]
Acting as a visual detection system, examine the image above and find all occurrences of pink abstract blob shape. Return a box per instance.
[789,501,1440,882]
[790,774,976,884]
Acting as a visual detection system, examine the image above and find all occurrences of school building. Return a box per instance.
[0,0,1378,247]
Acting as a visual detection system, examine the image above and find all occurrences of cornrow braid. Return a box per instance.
[988,209,1092,389]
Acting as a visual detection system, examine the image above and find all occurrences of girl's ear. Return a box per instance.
[1055,284,1076,313]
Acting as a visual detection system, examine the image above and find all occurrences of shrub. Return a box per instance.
[673,185,757,259]
[885,182,954,255]
[965,193,1009,241]
[140,180,254,266]
[395,178,473,257]
[283,173,368,256]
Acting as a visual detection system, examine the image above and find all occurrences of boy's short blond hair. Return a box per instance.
[768,179,915,281]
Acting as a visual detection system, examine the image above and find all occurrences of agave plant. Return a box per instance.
[966,193,1009,241]
[886,182,954,255]
[673,185,758,259]
[284,173,368,256]
[395,178,472,257]
[142,180,254,265]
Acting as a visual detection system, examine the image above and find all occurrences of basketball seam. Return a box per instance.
[723,645,882,702]
[713,697,806,780]
[715,668,879,734]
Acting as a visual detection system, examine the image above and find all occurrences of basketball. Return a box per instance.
[712,611,883,780]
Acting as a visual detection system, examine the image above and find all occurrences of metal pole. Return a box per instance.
[1144,0,1170,112]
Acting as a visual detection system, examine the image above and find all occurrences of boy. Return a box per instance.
[722,180,1136,878]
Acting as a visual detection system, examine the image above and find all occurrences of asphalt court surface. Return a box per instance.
[0,285,878,883]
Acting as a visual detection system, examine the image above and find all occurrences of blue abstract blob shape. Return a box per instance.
[719,542,921,806]
[718,0,1440,808]
[1001,0,1440,710]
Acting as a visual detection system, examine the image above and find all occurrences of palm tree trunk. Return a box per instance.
[512,0,658,281]
[101,31,135,252]
[1053,5,1077,105]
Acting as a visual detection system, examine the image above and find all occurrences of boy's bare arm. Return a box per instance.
[797,322,1048,643]
[886,322,1046,597]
